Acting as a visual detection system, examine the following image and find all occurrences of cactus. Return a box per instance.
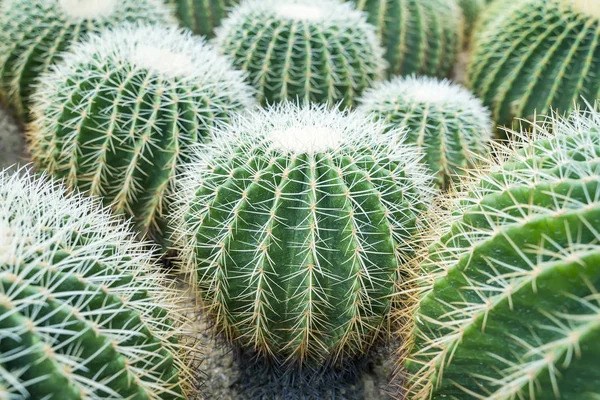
[215,0,385,108]
[401,108,600,399]
[0,0,174,121]
[167,0,239,37]
[0,168,189,399]
[468,0,600,130]
[358,76,492,189]
[348,0,463,78]
[458,0,484,35]
[170,102,435,368]
[27,24,255,244]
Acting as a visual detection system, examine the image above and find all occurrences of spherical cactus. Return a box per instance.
[27,24,255,243]
[215,0,385,108]
[0,0,174,121]
[348,0,463,78]
[171,102,435,368]
[358,76,492,189]
[167,0,239,37]
[469,0,600,130]
[400,108,600,399]
[0,168,189,399]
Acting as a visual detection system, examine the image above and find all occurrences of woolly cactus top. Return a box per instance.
[567,0,600,18]
[57,0,119,19]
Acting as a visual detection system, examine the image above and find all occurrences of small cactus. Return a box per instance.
[0,0,173,120]
[215,0,385,108]
[469,0,600,129]
[401,108,600,399]
[167,0,239,37]
[28,24,254,243]
[358,76,492,189]
[171,102,435,368]
[348,0,463,78]
[0,168,189,399]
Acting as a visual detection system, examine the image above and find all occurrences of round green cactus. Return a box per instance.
[215,0,385,108]
[401,108,600,399]
[0,0,174,121]
[0,168,189,399]
[171,102,435,368]
[168,0,238,37]
[469,0,600,130]
[348,0,463,78]
[28,24,254,243]
[358,76,492,189]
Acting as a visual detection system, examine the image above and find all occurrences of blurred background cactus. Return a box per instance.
[0,0,173,121]
[167,0,238,37]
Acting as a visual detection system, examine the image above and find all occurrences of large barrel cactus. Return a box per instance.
[0,168,188,399]
[469,0,600,129]
[402,108,600,399]
[0,0,173,120]
[358,76,492,189]
[171,102,435,368]
[168,0,238,37]
[215,0,385,108]
[28,24,254,243]
[348,0,463,78]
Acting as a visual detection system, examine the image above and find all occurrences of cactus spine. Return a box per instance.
[28,25,254,243]
[469,0,600,129]
[0,168,189,399]
[215,0,385,108]
[348,0,463,77]
[0,0,173,120]
[168,0,238,37]
[401,108,600,399]
[171,102,435,368]
[359,76,492,189]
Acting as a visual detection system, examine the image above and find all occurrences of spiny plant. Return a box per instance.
[171,102,435,369]
[0,0,174,121]
[28,24,254,244]
[0,168,190,399]
[215,0,385,108]
[347,0,463,78]
[167,0,239,37]
[399,108,600,399]
[469,0,600,130]
[358,76,492,190]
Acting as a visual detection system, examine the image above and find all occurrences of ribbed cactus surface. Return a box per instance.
[0,169,188,399]
[172,103,434,368]
[359,76,492,189]
[0,0,173,120]
[469,0,600,129]
[28,25,254,243]
[215,0,385,108]
[402,109,600,399]
[348,0,463,77]
[169,0,238,37]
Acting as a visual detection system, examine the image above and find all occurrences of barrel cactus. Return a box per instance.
[215,0,385,108]
[28,24,254,243]
[0,0,173,121]
[348,0,463,78]
[168,0,238,37]
[171,102,435,368]
[0,168,189,399]
[469,0,600,130]
[401,108,600,399]
[358,76,492,189]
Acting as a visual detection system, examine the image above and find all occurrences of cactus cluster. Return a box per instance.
[215,0,385,108]
[359,76,492,189]
[27,24,254,243]
[348,0,463,78]
[469,0,600,129]
[402,109,600,399]
[0,168,188,399]
[168,0,238,37]
[171,102,435,368]
[0,0,173,120]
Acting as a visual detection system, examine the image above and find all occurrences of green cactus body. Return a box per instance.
[169,0,238,37]
[0,0,173,120]
[171,103,434,367]
[349,0,463,78]
[215,0,385,108]
[469,0,600,129]
[403,109,600,399]
[28,25,254,243]
[358,76,492,189]
[0,169,188,399]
